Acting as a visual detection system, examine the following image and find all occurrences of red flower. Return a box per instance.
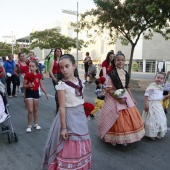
[99,76,106,84]
[27,73,35,83]
[83,102,94,117]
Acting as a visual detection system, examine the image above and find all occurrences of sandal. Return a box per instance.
[34,124,41,130]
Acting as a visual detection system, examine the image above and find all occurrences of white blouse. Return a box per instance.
[55,80,84,107]
[144,88,164,101]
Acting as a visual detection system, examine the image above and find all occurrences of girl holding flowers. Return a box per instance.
[98,52,145,146]
[23,60,48,133]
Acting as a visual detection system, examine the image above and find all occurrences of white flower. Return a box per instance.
[7,73,12,77]
[114,89,125,98]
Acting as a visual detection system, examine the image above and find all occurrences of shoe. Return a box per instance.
[13,94,17,97]
[90,114,95,118]
[122,143,127,146]
[34,124,41,130]
[164,109,167,114]
[8,95,12,98]
[150,137,155,140]
[111,143,116,146]
[89,81,92,84]
[156,135,162,139]
[26,126,32,133]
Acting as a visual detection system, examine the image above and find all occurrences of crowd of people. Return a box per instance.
[0,49,170,170]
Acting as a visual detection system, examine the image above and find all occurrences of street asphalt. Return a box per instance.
[0,75,170,170]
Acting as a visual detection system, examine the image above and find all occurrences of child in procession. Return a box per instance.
[162,71,170,114]
[23,60,48,133]
[98,52,145,146]
[90,77,106,118]
[143,72,169,140]
[42,54,91,170]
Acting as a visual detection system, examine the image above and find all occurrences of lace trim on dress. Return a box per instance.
[55,81,65,90]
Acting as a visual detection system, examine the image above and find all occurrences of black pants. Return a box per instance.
[6,75,17,96]
[52,73,64,114]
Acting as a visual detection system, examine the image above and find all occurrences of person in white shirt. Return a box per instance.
[143,72,170,140]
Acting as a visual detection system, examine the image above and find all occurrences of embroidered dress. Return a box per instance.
[98,68,145,144]
[42,80,91,170]
[142,83,167,138]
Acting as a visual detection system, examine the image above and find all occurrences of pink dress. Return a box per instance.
[98,75,145,144]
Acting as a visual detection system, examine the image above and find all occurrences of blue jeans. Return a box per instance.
[0,77,5,85]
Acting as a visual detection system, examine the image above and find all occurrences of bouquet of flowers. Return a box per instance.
[99,76,106,84]
[27,73,35,83]
[27,73,36,90]
[83,102,94,117]
[113,89,125,98]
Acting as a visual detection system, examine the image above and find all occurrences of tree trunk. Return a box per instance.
[128,44,135,78]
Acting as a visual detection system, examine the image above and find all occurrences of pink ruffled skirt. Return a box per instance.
[49,139,91,170]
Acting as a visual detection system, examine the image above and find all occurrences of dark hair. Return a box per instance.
[54,47,62,60]
[59,54,79,78]
[59,54,76,64]
[86,52,89,56]
[105,52,114,65]
[30,60,39,73]
[18,52,24,58]
[115,52,125,60]
[95,79,100,86]
[2,56,6,62]
[155,72,165,78]
[112,52,125,69]
[88,60,93,64]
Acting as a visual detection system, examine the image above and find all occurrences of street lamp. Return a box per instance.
[62,2,79,67]
[2,31,14,54]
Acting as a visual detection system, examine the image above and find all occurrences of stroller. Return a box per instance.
[0,82,18,143]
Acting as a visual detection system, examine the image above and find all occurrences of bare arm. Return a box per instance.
[58,90,69,140]
[23,79,32,89]
[40,79,48,99]
[144,96,149,112]
[14,66,20,77]
[127,87,137,105]
[49,60,57,82]
[102,67,106,78]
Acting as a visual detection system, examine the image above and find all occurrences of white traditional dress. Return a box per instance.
[142,83,167,138]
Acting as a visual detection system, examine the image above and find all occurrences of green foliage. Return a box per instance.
[0,42,11,56]
[78,0,170,77]
[30,28,85,51]
[132,62,138,72]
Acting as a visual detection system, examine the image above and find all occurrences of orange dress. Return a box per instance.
[98,69,145,144]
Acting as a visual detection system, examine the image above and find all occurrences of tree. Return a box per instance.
[78,0,170,77]
[30,28,85,51]
[0,42,12,56]
[13,43,30,55]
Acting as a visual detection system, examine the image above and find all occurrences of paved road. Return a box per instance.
[78,68,156,80]
[0,78,170,170]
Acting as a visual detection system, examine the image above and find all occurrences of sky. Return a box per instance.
[0,0,96,42]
